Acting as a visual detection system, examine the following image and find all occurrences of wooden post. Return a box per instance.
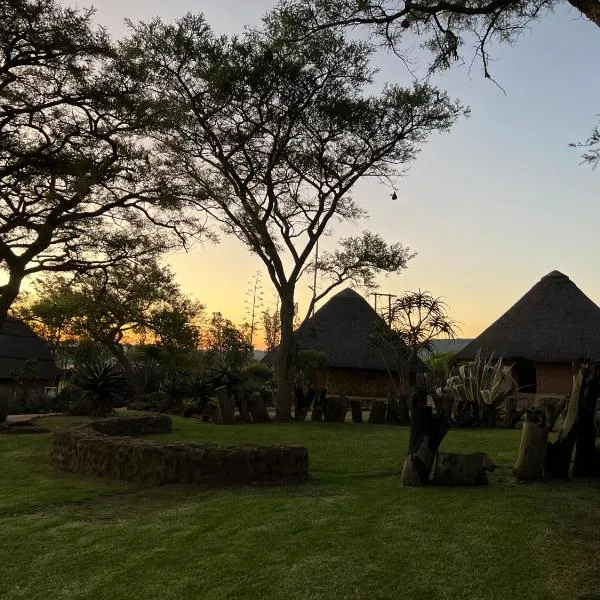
[248,391,270,423]
[368,399,387,424]
[215,386,235,424]
[513,410,548,481]
[350,400,363,424]
[294,387,315,422]
[309,388,326,421]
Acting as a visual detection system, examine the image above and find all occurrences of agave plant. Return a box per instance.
[71,360,130,417]
[446,350,516,426]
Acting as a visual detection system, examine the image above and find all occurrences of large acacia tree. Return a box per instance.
[129,13,464,420]
[0,0,195,323]
[278,0,600,160]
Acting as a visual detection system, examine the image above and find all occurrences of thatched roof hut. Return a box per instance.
[295,288,424,397]
[0,317,60,381]
[295,288,400,371]
[458,270,600,362]
[457,270,600,395]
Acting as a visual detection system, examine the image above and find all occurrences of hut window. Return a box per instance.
[513,359,537,394]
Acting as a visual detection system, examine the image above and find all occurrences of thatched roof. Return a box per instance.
[0,317,60,381]
[458,270,600,363]
[295,288,423,372]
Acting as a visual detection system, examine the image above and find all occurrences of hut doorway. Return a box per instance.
[513,359,537,393]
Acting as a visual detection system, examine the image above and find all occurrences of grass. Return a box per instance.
[0,416,599,600]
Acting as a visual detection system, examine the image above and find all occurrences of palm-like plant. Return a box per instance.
[159,370,189,411]
[71,361,130,417]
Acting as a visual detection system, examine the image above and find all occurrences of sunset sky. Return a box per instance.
[73,0,600,343]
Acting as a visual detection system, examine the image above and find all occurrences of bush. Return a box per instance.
[128,391,167,412]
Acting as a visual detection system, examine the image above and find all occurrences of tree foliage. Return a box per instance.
[17,257,203,383]
[278,0,600,79]
[0,0,197,322]
[126,11,464,419]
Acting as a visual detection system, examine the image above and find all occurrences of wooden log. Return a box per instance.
[350,400,363,424]
[401,388,450,486]
[248,391,270,423]
[573,365,600,478]
[368,399,387,424]
[216,386,235,424]
[503,394,525,429]
[513,410,548,481]
[546,367,584,479]
[431,452,496,485]
[311,389,326,422]
[541,396,568,432]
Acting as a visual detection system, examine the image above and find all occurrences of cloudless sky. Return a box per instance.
[72,0,600,342]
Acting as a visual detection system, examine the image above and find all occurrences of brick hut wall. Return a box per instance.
[535,362,573,395]
[314,367,397,398]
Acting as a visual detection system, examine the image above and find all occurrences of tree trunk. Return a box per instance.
[0,269,24,328]
[513,410,548,481]
[573,368,600,478]
[275,289,296,421]
[431,452,496,485]
[567,0,600,29]
[311,388,326,421]
[350,400,363,423]
[401,388,450,486]
[110,343,138,397]
[216,386,235,424]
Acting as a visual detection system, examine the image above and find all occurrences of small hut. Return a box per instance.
[457,270,600,396]
[295,288,422,398]
[0,317,60,403]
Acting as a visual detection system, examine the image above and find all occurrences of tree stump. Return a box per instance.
[248,391,270,423]
[311,389,326,421]
[431,452,496,485]
[324,395,348,422]
[216,386,235,424]
[350,400,363,424]
[368,399,387,424]
[513,410,548,481]
[401,389,450,486]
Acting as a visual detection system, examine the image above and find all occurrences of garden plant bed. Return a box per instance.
[51,415,309,486]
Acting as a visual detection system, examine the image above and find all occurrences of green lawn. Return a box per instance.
[1,417,599,600]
